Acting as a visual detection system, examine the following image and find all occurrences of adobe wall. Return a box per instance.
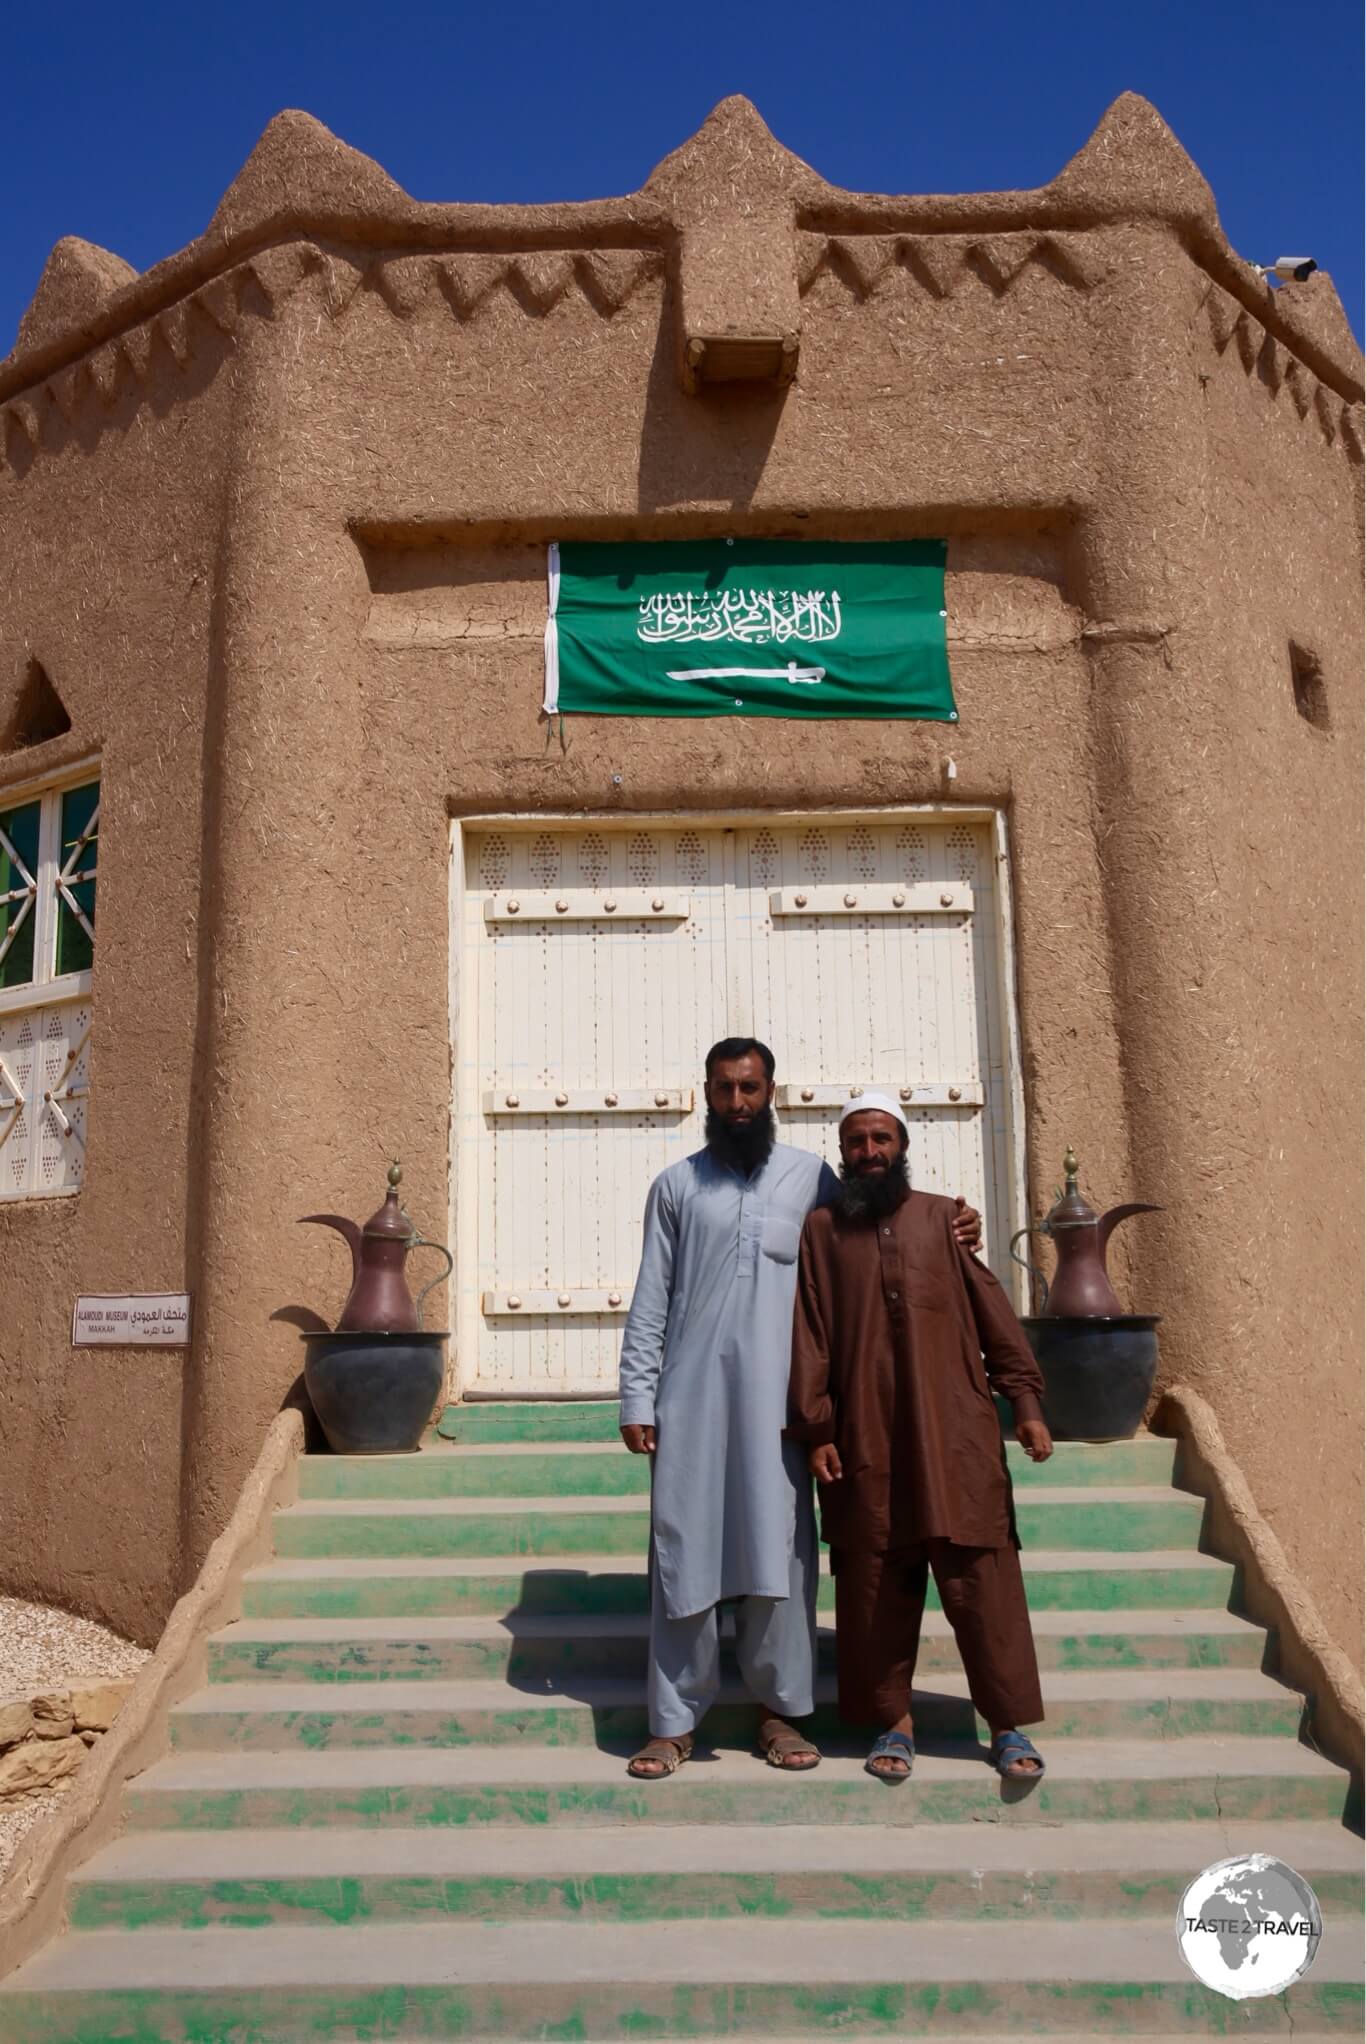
[0,330,244,1645]
[1077,249,1365,1671]
[0,96,1360,1675]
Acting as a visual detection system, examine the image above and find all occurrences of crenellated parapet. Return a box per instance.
[0,90,1360,477]
[0,241,669,475]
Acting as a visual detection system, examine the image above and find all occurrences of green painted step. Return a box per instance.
[123,1738,1360,1831]
[207,1607,1270,1686]
[242,1550,1241,1620]
[167,1669,1305,1753]
[67,1819,1365,1932]
[435,1401,623,1443]
[11,1395,1356,2044]
[4,1918,1361,2040]
[432,1403,1191,1465]
[4,1977,1359,2043]
[271,1489,1206,1559]
[301,1437,1180,1500]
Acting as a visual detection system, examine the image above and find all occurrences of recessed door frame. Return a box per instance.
[448,804,1029,1401]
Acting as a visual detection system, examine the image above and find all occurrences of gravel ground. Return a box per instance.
[0,1596,149,1695]
[0,1597,150,1882]
[0,1791,68,1883]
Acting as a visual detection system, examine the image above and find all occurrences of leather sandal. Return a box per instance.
[991,1729,1045,1778]
[757,1715,821,1770]
[626,1734,692,1779]
[864,1729,915,1782]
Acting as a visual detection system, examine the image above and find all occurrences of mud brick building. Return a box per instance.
[0,92,1360,1688]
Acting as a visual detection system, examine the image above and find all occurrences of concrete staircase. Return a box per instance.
[2,1404,1361,2040]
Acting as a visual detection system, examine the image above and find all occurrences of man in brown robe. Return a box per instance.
[787,1094,1052,1782]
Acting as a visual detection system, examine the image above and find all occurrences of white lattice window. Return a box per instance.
[0,766,98,1201]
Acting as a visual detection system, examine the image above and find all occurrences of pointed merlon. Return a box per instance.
[15,237,138,355]
[643,94,827,224]
[206,109,410,250]
[644,98,811,391]
[1051,95,1361,397]
[1048,92,1218,232]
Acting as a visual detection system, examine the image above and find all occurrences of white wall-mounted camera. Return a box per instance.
[1253,257,1318,283]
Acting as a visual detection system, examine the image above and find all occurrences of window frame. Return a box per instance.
[0,754,99,1022]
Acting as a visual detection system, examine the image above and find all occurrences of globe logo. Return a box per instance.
[1177,1854,1323,2000]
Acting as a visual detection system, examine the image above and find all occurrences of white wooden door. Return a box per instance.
[457,816,1015,1397]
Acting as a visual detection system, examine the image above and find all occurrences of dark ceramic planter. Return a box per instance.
[1021,1315,1161,1442]
[301,1330,447,1455]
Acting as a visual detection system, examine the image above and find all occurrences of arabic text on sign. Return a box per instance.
[71,1293,193,1347]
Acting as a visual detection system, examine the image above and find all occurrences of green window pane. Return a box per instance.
[0,798,39,990]
[56,781,99,978]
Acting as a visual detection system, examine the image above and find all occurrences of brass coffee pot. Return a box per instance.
[1011,1149,1161,1317]
[300,1163,452,1333]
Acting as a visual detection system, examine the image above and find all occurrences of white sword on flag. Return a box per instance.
[665,663,825,686]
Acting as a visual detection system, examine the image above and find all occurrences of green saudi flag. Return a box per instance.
[542,539,955,721]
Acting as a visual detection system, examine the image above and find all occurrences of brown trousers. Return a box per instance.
[830,1540,1044,1731]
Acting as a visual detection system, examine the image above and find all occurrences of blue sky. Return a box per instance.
[3,0,1361,351]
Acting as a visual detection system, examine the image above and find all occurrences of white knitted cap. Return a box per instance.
[838,1090,909,1135]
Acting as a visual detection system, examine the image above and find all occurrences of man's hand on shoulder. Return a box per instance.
[620,1424,656,1455]
[952,1195,982,1252]
[1016,1418,1053,1462]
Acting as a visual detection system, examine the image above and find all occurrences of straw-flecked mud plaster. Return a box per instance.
[0,96,1360,1678]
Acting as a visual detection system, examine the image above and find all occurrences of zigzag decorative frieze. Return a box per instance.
[1203,286,1361,459]
[509,253,577,315]
[306,250,370,320]
[195,275,239,334]
[1342,407,1364,463]
[120,323,152,380]
[3,237,1353,478]
[433,254,511,319]
[416,249,662,323]
[1283,358,1312,419]
[965,238,1034,293]
[797,231,1112,302]
[157,300,194,369]
[802,236,897,298]
[903,240,959,300]
[0,245,665,478]
[5,398,39,451]
[370,255,430,319]
[46,362,88,427]
[1206,292,1241,354]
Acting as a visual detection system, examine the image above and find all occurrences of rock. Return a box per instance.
[69,1680,132,1733]
[0,1733,86,1799]
[29,1693,74,1740]
[0,1700,34,1748]
[77,1728,100,1746]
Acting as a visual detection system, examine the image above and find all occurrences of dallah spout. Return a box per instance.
[298,1213,364,1290]
[1097,1202,1163,1257]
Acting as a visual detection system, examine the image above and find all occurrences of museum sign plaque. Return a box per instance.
[72,1294,193,1347]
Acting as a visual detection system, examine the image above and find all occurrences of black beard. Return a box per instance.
[835,1150,911,1222]
[705,1107,776,1176]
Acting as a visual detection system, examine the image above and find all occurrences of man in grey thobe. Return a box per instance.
[618,1038,979,1778]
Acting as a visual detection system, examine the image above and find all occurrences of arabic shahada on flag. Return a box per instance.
[542,539,955,720]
